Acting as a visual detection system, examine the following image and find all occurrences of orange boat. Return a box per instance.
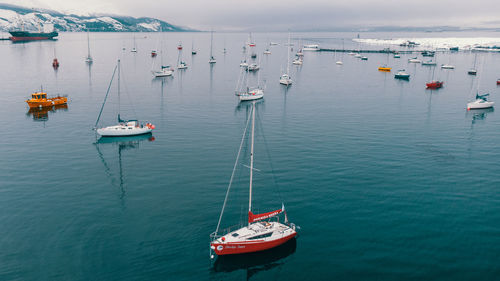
[26,91,67,108]
[378,66,391,72]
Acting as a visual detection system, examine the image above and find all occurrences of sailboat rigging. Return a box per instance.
[85,29,93,63]
[279,32,293,86]
[152,28,174,77]
[209,30,216,64]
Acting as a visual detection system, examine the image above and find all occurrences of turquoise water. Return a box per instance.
[1,32,500,280]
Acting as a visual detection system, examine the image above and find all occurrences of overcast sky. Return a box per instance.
[3,0,500,31]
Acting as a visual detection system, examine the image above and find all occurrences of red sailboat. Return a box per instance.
[426,81,443,89]
[210,101,297,258]
[177,41,183,50]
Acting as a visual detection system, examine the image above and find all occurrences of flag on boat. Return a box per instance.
[248,204,285,223]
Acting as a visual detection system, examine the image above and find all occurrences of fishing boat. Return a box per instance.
[209,30,216,64]
[394,70,410,80]
[280,33,293,86]
[467,93,494,110]
[426,81,444,89]
[95,60,155,137]
[378,66,391,72]
[422,60,437,66]
[441,64,455,69]
[85,30,93,63]
[303,44,319,51]
[408,57,421,63]
[26,88,67,108]
[209,101,297,258]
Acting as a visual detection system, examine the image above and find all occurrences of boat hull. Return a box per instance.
[9,31,58,42]
[97,126,153,137]
[26,97,67,108]
[212,232,296,256]
[467,101,494,110]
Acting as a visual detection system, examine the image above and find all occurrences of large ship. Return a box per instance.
[9,23,58,42]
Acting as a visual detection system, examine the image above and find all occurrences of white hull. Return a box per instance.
[240,91,264,101]
[441,65,455,69]
[408,59,421,63]
[467,100,494,110]
[292,60,303,65]
[280,79,292,85]
[336,61,343,65]
[97,124,153,137]
[303,44,319,51]
[152,70,173,77]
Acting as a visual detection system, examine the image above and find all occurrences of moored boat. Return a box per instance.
[209,101,297,258]
[26,90,67,108]
[303,44,319,51]
[378,66,391,72]
[422,60,437,66]
[394,70,410,80]
[408,57,421,63]
[467,93,494,110]
[426,80,444,89]
[441,64,455,69]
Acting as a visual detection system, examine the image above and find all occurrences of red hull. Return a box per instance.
[212,232,296,255]
[426,82,443,89]
[10,36,53,42]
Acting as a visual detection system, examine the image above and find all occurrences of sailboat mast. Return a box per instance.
[210,30,214,58]
[87,30,91,58]
[287,32,291,74]
[248,101,256,219]
[117,60,120,112]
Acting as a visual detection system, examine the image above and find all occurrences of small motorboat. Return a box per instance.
[361,56,368,60]
[192,50,197,55]
[354,53,362,58]
[239,88,264,101]
[394,70,410,80]
[240,60,249,67]
[422,60,437,66]
[378,66,391,72]
[426,80,444,89]
[52,58,59,68]
[408,57,421,63]
[468,69,477,75]
[26,90,67,108]
[336,61,343,65]
[264,49,271,54]
[151,50,157,57]
[209,56,217,64]
[251,53,257,59]
[177,61,188,69]
[441,64,455,69]
[131,48,137,53]
[393,53,401,58]
[467,93,494,110]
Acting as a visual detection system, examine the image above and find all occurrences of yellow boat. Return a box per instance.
[26,91,67,108]
[378,66,392,72]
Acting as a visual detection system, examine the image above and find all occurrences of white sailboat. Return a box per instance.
[236,51,264,101]
[468,53,478,75]
[152,32,174,77]
[280,32,293,86]
[209,30,216,64]
[467,94,494,110]
[177,42,188,69]
[85,29,93,63]
[209,101,297,258]
[335,39,344,65]
[95,60,155,137]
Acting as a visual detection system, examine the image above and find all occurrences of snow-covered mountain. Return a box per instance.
[0,4,191,32]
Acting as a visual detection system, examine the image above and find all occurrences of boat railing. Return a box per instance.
[210,223,246,241]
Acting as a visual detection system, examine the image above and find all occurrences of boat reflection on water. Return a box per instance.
[235,99,264,114]
[95,134,155,199]
[212,237,297,279]
[466,107,494,125]
[26,104,68,121]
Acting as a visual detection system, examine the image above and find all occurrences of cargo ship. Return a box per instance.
[9,23,58,42]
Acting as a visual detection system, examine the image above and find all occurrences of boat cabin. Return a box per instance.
[32,93,47,100]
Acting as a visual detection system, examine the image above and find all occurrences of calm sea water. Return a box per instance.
[1,31,500,280]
